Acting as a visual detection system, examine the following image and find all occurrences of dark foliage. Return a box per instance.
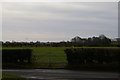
[1,35,120,47]
[65,48,120,66]
[2,49,32,63]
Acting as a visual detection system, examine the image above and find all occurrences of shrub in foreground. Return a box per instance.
[64,48,120,71]
[2,49,32,63]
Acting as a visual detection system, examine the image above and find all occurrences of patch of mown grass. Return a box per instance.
[3,46,119,55]
[2,73,27,80]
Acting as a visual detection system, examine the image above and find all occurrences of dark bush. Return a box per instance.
[65,48,120,66]
[2,49,32,64]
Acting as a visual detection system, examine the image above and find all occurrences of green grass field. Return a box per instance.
[2,47,120,68]
[2,73,26,80]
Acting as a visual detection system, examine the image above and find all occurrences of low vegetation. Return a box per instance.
[2,47,120,71]
[2,49,32,63]
[2,47,68,69]
[65,47,120,71]
[2,73,26,80]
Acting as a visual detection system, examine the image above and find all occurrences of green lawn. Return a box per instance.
[2,73,26,80]
[3,46,119,55]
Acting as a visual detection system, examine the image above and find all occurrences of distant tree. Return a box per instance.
[71,36,82,43]
[98,34,111,46]
[91,36,100,46]
[99,34,106,39]
[2,34,112,47]
[116,38,120,42]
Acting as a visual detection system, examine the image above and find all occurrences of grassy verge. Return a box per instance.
[2,73,27,80]
[66,63,120,72]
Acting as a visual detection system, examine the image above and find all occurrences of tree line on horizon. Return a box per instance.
[1,34,120,47]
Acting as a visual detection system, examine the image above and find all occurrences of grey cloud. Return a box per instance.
[2,2,118,41]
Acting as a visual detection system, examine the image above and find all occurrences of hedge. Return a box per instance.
[2,49,32,64]
[64,48,120,65]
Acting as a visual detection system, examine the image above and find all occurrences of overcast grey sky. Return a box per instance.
[2,2,118,42]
